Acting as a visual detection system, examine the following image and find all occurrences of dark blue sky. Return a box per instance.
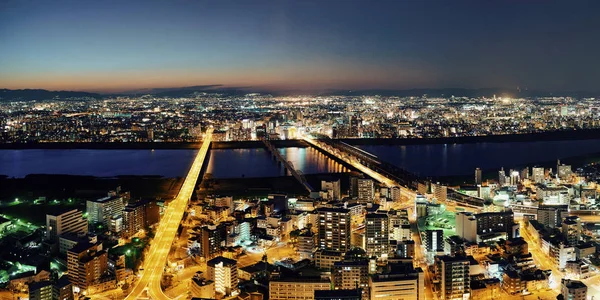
[1,0,598,92]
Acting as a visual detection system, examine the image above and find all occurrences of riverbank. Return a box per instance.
[433,149,600,186]
[0,129,599,149]
[342,128,600,146]
[197,172,353,198]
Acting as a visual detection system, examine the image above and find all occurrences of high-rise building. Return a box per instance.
[122,199,160,238]
[270,277,330,300]
[509,170,520,186]
[425,230,444,252]
[562,216,582,246]
[435,256,470,300]
[67,242,108,291]
[369,261,424,300]
[332,259,369,300]
[318,207,351,252]
[46,209,88,242]
[432,183,447,202]
[86,195,125,226]
[475,211,514,235]
[475,168,482,185]
[365,213,389,258]
[498,168,506,186]
[321,179,341,200]
[357,179,374,203]
[537,205,569,228]
[196,225,224,259]
[298,231,316,260]
[388,210,410,242]
[122,204,143,238]
[520,167,529,181]
[455,212,477,243]
[396,240,415,258]
[561,279,587,300]
[558,162,573,179]
[532,167,545,183]
[207,256,238,297]
[415,195,428,218]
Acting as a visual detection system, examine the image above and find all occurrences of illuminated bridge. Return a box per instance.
[262,139,317,196]
[306,135,486,208]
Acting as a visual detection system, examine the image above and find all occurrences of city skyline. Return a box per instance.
[2,1,600,92]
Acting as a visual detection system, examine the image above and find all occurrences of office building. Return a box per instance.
[432,183,447,202]
[455,212,477,243]
[561,279,587,300]
[475,211,514,235]
[532,167,545,183]
[435,256,470,300]
[190,274,215,299]
[425,230,444,252]
[321,179,341,200]
[396,240,415,258]
[53,277,74,300]
[370,262,424,300]
[122,199,159,238]
[415,195,428,218]
[365,213,389,258]
[557,160,572,179]
[67,242,108,291]
[357,179,374,203]
[46,209,88,242]
[196,225,224,259]
[332,259,369,300]
[298,231,316,260]
[314,249,344,270]
[537,205,569,228]
[86,195,125,226]
[269,277,330,300]
[28,281,53,300]
[498,168,506,186]
[207,256,238,297]
[314,289,361,300]
[318,207,351,252]
[562,216,582,246]
[28,277,73,300]
[509,170,520,186]
[59,233,89,254]
[475,168,482,185]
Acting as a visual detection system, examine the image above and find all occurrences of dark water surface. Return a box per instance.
[0,147,347,178]
[358,139,600,176]
[2,139,599,178]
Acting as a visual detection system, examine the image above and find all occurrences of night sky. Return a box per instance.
[1,1,599,93]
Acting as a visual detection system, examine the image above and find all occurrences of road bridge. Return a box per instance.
[124,128,213,300]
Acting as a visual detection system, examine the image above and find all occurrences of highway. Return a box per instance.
[124,128,213,300]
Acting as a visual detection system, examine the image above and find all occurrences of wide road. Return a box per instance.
[125,128,213,300]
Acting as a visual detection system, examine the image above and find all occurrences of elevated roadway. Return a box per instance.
[124,128,213,300]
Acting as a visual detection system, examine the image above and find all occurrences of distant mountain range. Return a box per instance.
[1,86,598,101]
[0,89,102,101]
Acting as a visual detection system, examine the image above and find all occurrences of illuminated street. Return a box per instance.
[124,129,213,300]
